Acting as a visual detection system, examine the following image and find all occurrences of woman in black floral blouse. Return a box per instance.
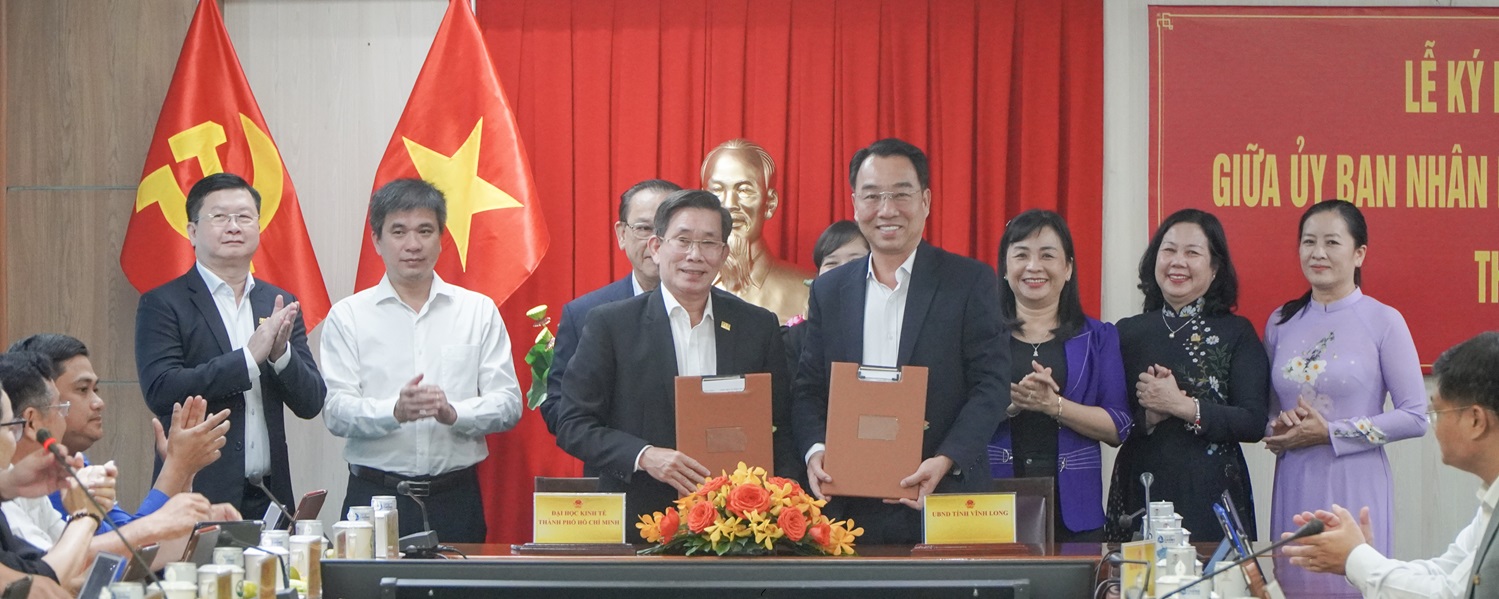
[1104,209,1271,543]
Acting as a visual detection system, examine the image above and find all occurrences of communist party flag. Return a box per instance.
[122,0,330,329]
[352,0,548,302]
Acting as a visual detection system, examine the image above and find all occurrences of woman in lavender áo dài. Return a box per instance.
[1263,199,1427,598]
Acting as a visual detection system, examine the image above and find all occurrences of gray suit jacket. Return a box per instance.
[1466,506,1499,598]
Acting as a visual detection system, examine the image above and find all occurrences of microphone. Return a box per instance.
[394,481,442,556]
[249,474,294,529]
[1115,508,1146,534]
[1139,472,1154,539]
[1158,518,1325,599]
[37,429,166,596]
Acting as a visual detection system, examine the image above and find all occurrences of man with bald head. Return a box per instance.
[701,139,814,324]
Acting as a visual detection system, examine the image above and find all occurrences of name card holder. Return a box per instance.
[511,493,634,555]
[911,492,1030,556]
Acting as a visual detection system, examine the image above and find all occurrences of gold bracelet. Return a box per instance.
[1055,396,1064,420]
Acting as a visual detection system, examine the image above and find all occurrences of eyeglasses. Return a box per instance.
[661,236,727,258]
[854,190,921,207]
[0,418,25,429]
[620,223,654,240]
[37,402,71,417]
[1427,405,1475,423]
[199,213,259,229]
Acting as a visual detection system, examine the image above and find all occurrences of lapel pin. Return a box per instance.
[720,321,732,331]
[258,317,267,326]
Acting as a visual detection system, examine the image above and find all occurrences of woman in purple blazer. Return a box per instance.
[988,209,1132,542]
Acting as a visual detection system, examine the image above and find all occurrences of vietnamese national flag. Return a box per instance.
[353,0,548,302]
[122,0,329,329]
[353,0,552,545]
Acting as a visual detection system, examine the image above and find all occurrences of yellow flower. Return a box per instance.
[708,515,749,547]
[1190,333,1202,343]
[750,515,784,550]
[636,511,666,543]
[827,519,864,556]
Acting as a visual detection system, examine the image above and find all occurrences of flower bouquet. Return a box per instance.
[636,463,862,556]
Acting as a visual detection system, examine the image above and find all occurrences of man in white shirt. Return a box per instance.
[134,172,327,518]
[552,190,792,525]
[540,179,681,434]
[321,178,523,543]
[1282,331,1499,599]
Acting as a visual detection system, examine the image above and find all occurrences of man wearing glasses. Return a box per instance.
[540,179,682,435]
[2,351,216,575]
[553,190,794,525]
[321,179,522,543]
[134,172,327,518]
[1282,331,1499,599]
[0,354,82,597]
[9,334,238,528]
[793,138,1007,544]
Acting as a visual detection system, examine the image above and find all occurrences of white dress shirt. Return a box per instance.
[1344,480,1499,598]
[1,496,66,551]
[196,263,290,479]
[630,273,649,297]
[861,247,917,367]
[320,274,523,477]
[806,247,919,463]
[660,286,718,377]
[634,286,718,470]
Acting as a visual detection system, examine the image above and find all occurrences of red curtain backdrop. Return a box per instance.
[473,0,1103,545]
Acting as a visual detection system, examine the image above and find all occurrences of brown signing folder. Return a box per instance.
[821,362,928,500]
[674,373,774,477]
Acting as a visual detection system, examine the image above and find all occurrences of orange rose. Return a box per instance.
[658,507,680,542]
[697,476,729,497]
[766,477,804,496]
[808,522,832,548]
[777,507,808,542]
[726,482,772,517]
[688,499,716,533]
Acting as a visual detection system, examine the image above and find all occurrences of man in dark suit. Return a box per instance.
[540,179,681,434]
[134,173,326,517]
[553,190,796,524]
[794,138,1008,544]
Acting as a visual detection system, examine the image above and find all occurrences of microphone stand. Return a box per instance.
[250,475,295,530]
[38,430,165,597]
[394,481,453,558]
[1158,519,1325,599]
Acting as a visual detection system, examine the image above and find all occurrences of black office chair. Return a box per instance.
[993,476,1056,546]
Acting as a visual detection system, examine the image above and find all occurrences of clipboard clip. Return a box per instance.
[856,365,903,382]
[700,375,747,394]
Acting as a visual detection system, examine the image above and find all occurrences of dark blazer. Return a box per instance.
[540,275,635,435]
[552,287,796,524]
[792,242,1008,540]
[1468,504,1499,598]
[134,268,326,511]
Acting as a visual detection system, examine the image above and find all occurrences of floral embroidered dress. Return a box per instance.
[1106,299,1270,543]
[1264,288,1428,598]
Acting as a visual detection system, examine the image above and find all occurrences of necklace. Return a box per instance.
[1161,309,1196,339]
[1016,332,1051,357]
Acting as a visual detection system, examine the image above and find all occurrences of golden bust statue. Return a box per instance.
[700,139,813,324]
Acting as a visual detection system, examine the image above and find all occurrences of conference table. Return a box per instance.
[321,542,1107,598]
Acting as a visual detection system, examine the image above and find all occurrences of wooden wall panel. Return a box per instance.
[4,0,194,509]
[5,0,191,186]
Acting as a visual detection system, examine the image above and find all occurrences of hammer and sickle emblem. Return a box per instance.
[135,114,285,238]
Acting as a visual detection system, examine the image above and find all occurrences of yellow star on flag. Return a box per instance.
[403,118,522,269]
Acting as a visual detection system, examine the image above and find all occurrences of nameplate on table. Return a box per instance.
[532,493,626,544]
[921,493,1016,544]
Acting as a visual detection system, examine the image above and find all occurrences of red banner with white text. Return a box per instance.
[1150,6,1499,366]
